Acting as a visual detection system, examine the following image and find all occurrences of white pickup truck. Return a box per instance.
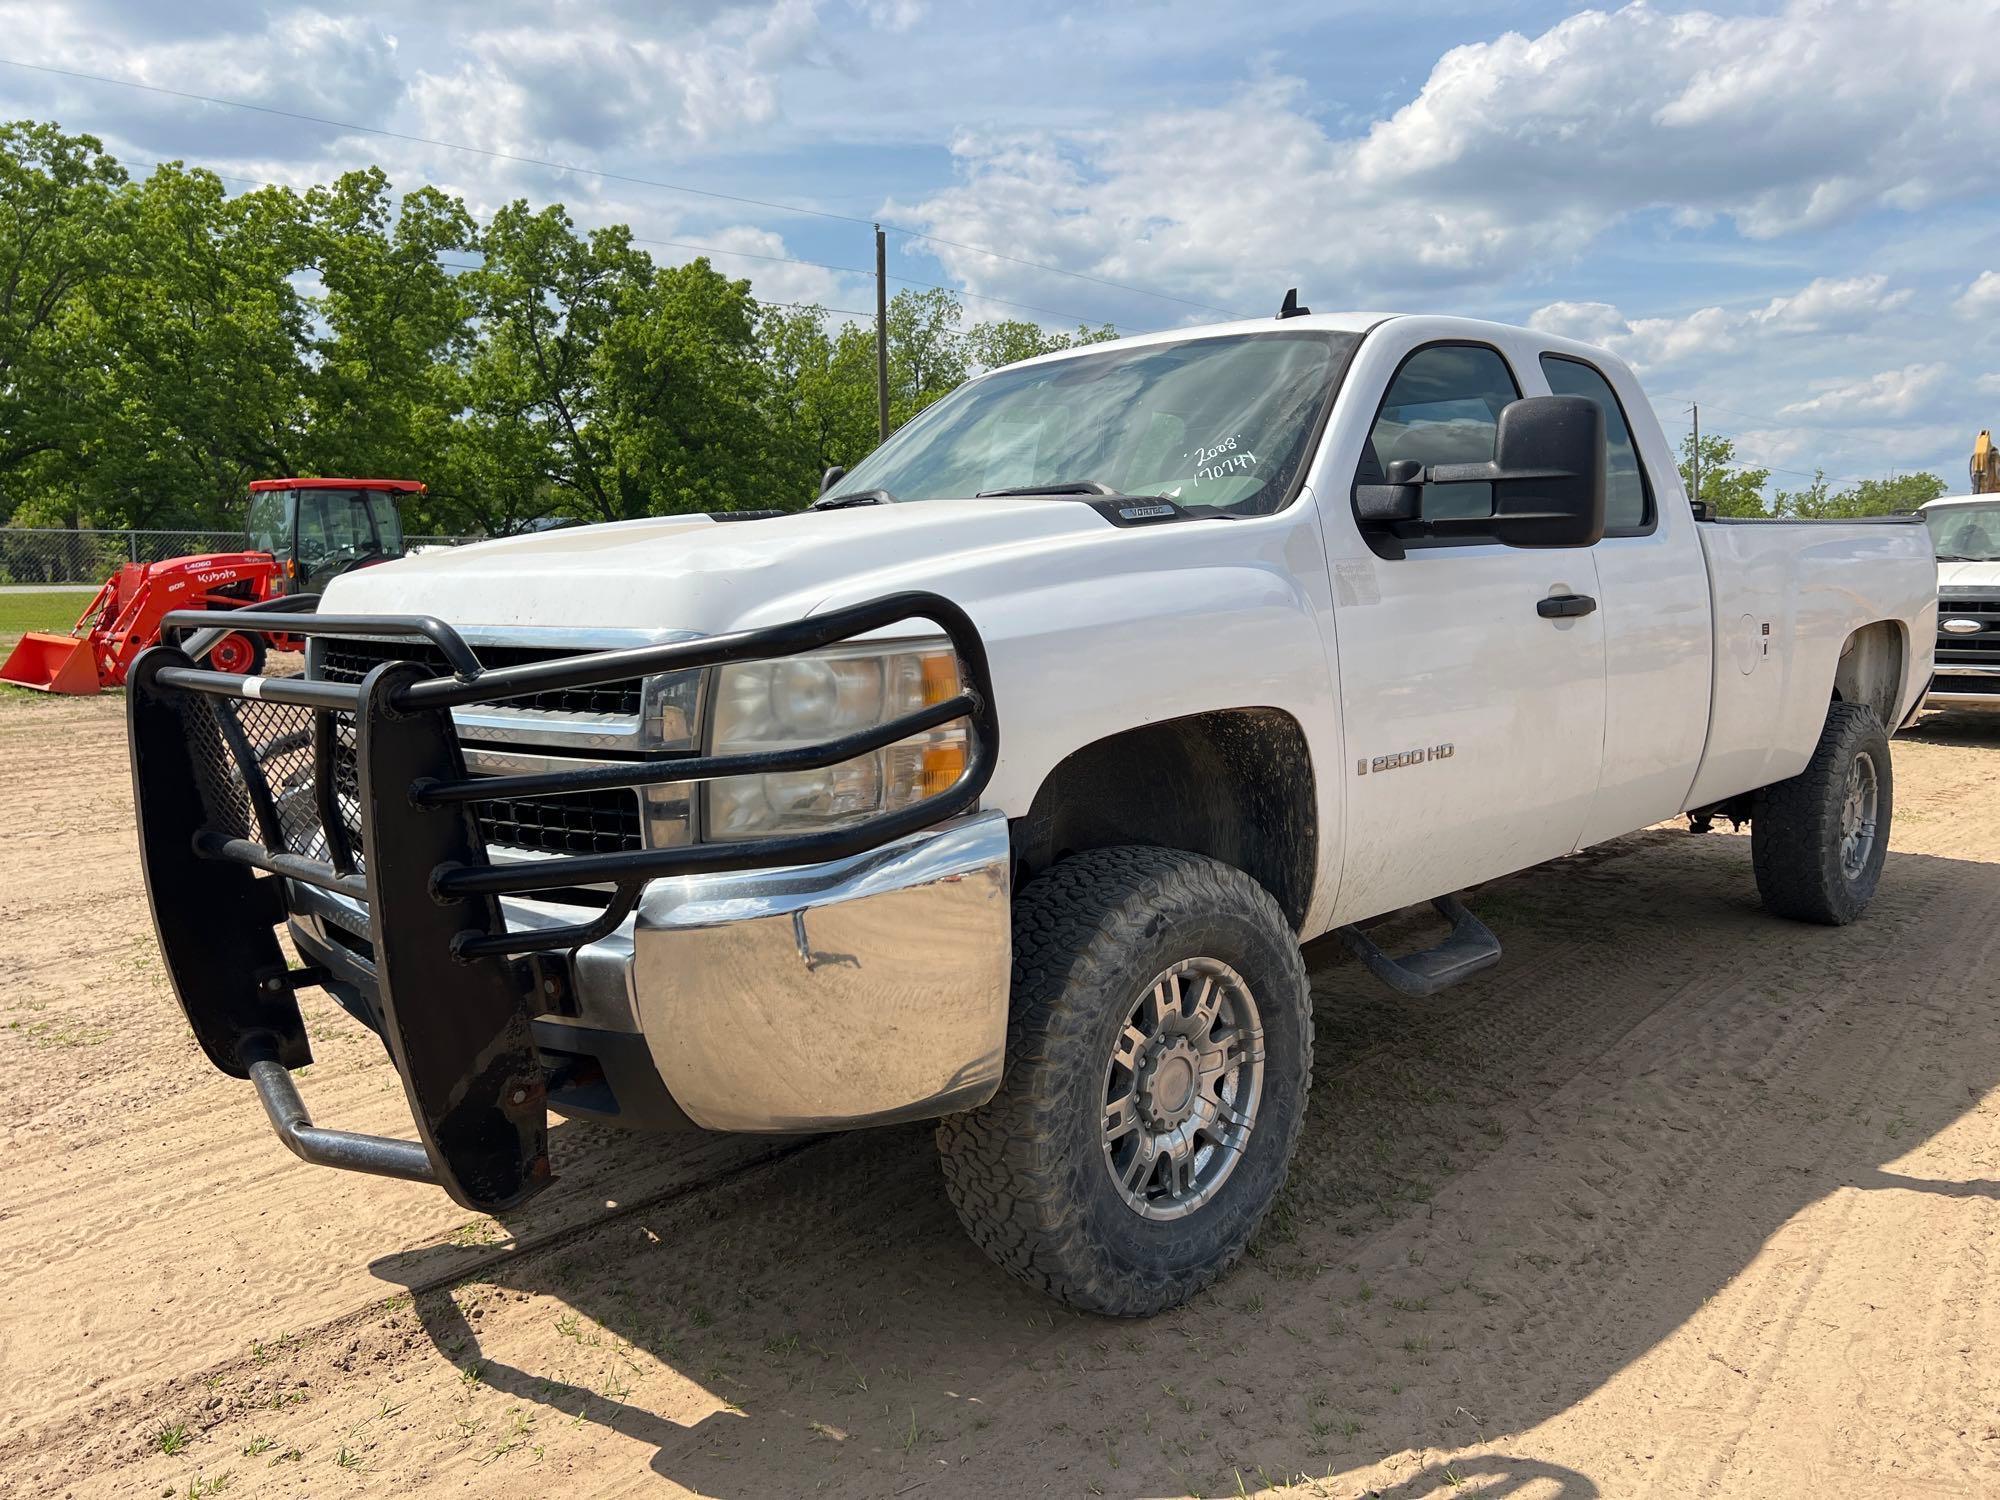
[129,311,1935,1316]
[1919,493,2000,712]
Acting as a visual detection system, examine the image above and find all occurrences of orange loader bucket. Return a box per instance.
[0,631,102,694]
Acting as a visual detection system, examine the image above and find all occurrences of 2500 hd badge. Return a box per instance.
[1359,743,1455,775]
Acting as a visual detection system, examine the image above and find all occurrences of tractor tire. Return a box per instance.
[936,846,1312,1317]
[205,629,267,678]
[1751,701,1892,925]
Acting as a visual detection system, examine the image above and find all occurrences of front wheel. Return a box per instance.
[1751,701,1892,925]
[936,847,1313,1316]
[206,629,266,677]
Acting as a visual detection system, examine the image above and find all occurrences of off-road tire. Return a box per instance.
[936,846,1313,1316]
[1751,701,1892,925]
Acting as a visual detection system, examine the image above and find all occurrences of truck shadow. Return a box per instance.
[372,829,2000,1499]
[1902,710,2000,749]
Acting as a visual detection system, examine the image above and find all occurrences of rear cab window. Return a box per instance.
[1539,354,1654,535]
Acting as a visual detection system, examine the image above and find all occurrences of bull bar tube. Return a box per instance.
[127,591,999,1212]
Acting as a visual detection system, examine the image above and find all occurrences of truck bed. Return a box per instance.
[1687,514,1937,808]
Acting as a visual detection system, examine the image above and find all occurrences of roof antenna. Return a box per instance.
[1277,287,1310,319]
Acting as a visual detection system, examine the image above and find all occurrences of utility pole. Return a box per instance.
[874,224,890,444]
[1689,402,1701,507]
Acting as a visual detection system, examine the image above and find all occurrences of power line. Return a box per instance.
[434,258,872,316]
[883,229,1241,319]
[1651,392,1837,435]
[4,55,1240,319]
[1675,421,1827,482]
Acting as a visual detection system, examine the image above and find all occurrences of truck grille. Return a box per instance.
[475,784,645,855]
[1935,596,2000,667]
[316,637,645,717]
[308,636,688,858]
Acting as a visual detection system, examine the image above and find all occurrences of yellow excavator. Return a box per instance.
[1976,429,1999,494]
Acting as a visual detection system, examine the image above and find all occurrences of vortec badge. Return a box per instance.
[1357,743,1454,776]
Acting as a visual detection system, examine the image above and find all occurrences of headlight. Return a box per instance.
[704,639,969,840]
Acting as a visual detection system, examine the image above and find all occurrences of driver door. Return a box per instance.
[1325,338,1608,923]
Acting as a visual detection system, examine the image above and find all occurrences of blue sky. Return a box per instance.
[0,0,1994,494]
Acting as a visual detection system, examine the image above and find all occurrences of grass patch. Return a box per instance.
[0,589,86,638]
[155,1421,194,1456]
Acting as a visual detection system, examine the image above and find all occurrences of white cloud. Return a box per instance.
[851,0,925,32]
[1957,271,2000,317]
[1755,275,1913,334]
[1528,274,1913,372]
[682,224,867,311]
[410,0,820,158]
[1779,363,1949,420]
[895,1,1999,314]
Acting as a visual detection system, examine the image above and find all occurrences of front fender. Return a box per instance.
[807,502,1346,930]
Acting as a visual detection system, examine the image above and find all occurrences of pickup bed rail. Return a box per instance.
[127,592,997,1212]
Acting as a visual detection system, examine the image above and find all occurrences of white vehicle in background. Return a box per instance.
[1919,494,2000,712]
[131,309,1936,1316]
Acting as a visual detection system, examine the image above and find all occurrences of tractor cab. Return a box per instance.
[247,478,424,595]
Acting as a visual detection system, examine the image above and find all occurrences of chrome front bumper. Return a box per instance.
[293,809,1013,1134]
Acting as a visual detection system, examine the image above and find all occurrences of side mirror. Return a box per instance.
[819,464,847,497]
[1353,396,1607,549]
[1427,395,1606,548]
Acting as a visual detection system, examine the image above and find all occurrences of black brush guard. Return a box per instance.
[127,591,998,1212]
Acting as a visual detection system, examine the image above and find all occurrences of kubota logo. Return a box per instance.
[195,569,239,584]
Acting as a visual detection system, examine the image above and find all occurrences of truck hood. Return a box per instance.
[327,501,1106,636]
[1936,559,2000,591]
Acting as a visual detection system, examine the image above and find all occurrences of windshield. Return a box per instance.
[294,489,406,561]
[1925,503,2000,561]
[835,330,1358,518]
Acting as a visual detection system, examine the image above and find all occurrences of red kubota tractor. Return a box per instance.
[0,478,425,694]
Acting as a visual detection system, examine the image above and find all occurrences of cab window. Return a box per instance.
[1354,344,1521,524]
[1539,354,1653,534]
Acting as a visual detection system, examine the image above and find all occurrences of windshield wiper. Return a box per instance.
[811,488,895,511]
[977,479,1125,498]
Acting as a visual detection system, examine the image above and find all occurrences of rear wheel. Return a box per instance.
[936,846,1312,1316]
[1751,701,1891,925]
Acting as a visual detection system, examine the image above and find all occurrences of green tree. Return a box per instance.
[458,202,655,523]
[886,287,967,426]
[962,317,1115,371]
[1678,431,1771,517]
[592,255,777,515]
[69,165,312,528]
[0,118,1160,535]
[1834,472,1947,515]
[758,304,878,501]
[0,121,129,521]
[1772,469,1947,518]
[297,169,476,487]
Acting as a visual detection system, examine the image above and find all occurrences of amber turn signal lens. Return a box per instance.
[921,652,960,705]
[921,740,967,796]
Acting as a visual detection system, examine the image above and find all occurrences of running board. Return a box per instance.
[1336,895,1502,998]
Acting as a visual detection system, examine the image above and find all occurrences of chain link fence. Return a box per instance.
[0,528,476,585]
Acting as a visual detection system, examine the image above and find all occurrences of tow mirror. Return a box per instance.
[819,464,847,497]
[1354,395,1607,548]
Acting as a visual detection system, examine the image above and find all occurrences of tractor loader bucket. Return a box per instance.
[0,631,101,694]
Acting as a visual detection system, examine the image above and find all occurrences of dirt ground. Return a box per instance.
[3,686,1998,1500]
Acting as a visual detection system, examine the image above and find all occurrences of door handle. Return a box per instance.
[1537,593,1597,619]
